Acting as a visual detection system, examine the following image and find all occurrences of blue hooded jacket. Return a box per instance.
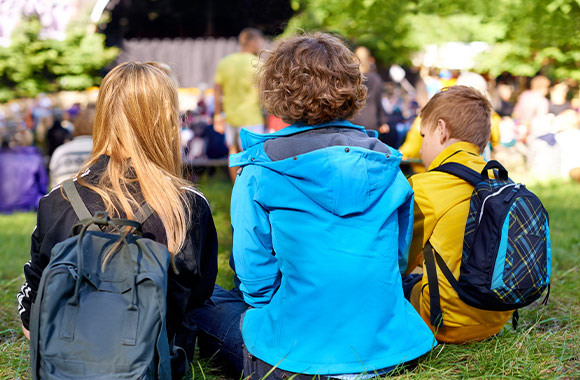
[229,120,435,375]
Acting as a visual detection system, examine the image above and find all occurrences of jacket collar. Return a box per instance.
[240,119,367,150]
[428,141,480,171]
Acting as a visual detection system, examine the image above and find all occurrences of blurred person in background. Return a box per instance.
[31,94,52,131]
[213,28,265,183]
[496,82,515,117]
[49,106,95,188]
[45,109,72,158]
[0,124,47,213]
[439,69,457,88]
[424,68,442,99]
[351,46,389,134]
[512,75,550,139]
[549,82,571,116]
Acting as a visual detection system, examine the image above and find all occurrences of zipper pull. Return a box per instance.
[504,184,520,203]
[67,266,79,280]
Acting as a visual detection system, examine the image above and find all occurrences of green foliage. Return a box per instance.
[2,178,579,379]
[283,0,412,64]
[409,14,506,46]
[0,17,119,103]
[475,0,580,80]
[286,0,580,79]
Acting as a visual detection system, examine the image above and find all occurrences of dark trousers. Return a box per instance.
[189,285,410,379]
[402,273,422,301]
[188,285,249,375]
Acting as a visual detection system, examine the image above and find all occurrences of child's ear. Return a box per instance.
[437,119,450,145]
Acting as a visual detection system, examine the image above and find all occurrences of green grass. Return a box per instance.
[0,212,36,379]
[1,178,579,379]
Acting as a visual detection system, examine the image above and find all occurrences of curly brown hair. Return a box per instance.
[257,33,367,125]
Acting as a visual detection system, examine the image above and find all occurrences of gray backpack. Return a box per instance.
[30,180,172,379]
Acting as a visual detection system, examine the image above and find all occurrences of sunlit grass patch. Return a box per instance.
[0,178,578,379]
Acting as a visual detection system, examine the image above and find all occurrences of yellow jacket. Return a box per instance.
[406,142,512,343]
[399,117,425,173]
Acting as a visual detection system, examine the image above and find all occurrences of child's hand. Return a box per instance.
[22,325,30,340]
[213,114,226,134]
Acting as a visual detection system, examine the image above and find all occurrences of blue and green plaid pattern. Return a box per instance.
[461,177,550,309]
[491,197,549,303]
[462,179,512,264]
[430,161,550,312]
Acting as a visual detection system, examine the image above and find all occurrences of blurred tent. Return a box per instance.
[412,42,490,70]
[117,38,240,88]
[100,0,294,87]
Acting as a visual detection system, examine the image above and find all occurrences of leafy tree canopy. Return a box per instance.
[286,0,580,80]
[283,0,411,64]
[0,17,119,103]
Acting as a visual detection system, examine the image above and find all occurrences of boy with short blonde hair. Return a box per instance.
[405,85,513,343]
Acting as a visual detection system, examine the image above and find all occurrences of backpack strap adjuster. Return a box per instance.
[93,211,109,225]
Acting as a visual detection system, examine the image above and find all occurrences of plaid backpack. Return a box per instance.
[423,160,551,328]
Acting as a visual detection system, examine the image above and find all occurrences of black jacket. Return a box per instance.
[18,155,218,343]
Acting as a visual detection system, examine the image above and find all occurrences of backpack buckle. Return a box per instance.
[93,211,110,225]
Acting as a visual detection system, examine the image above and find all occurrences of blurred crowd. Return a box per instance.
[390,69,580,183]
[1,60,580,214]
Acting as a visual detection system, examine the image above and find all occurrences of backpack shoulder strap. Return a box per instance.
[134,203,154,224]
[63,179,93,220]
[64,178,154,225]
[430,162,482,186]
[422,242,444,327]
[423,242,463,328]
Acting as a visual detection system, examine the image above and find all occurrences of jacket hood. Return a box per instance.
[230,121,402,216]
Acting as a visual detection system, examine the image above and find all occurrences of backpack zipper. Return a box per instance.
[35,264,79,322]
[478,183,518,225]
[32,264,76,377]
[67,266,79,280]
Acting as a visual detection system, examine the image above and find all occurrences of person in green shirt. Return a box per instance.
[213,28,265,183]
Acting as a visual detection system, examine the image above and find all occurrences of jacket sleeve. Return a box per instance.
[186,197,218,308]
[399,117,422,160]
[231,167,281,307]
[404,176,437,275]
[397,179,415,275]
[18,197,51,330]
[36,154,48,203]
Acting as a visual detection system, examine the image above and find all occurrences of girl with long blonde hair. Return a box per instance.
[18,62,218,366]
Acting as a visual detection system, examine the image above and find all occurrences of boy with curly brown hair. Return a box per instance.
[190,33,435,379]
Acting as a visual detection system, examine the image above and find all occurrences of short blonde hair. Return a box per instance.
[258,33,367,125]
[420,85,492,153]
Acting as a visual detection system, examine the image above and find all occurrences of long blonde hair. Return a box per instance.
[77,61,191,259]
